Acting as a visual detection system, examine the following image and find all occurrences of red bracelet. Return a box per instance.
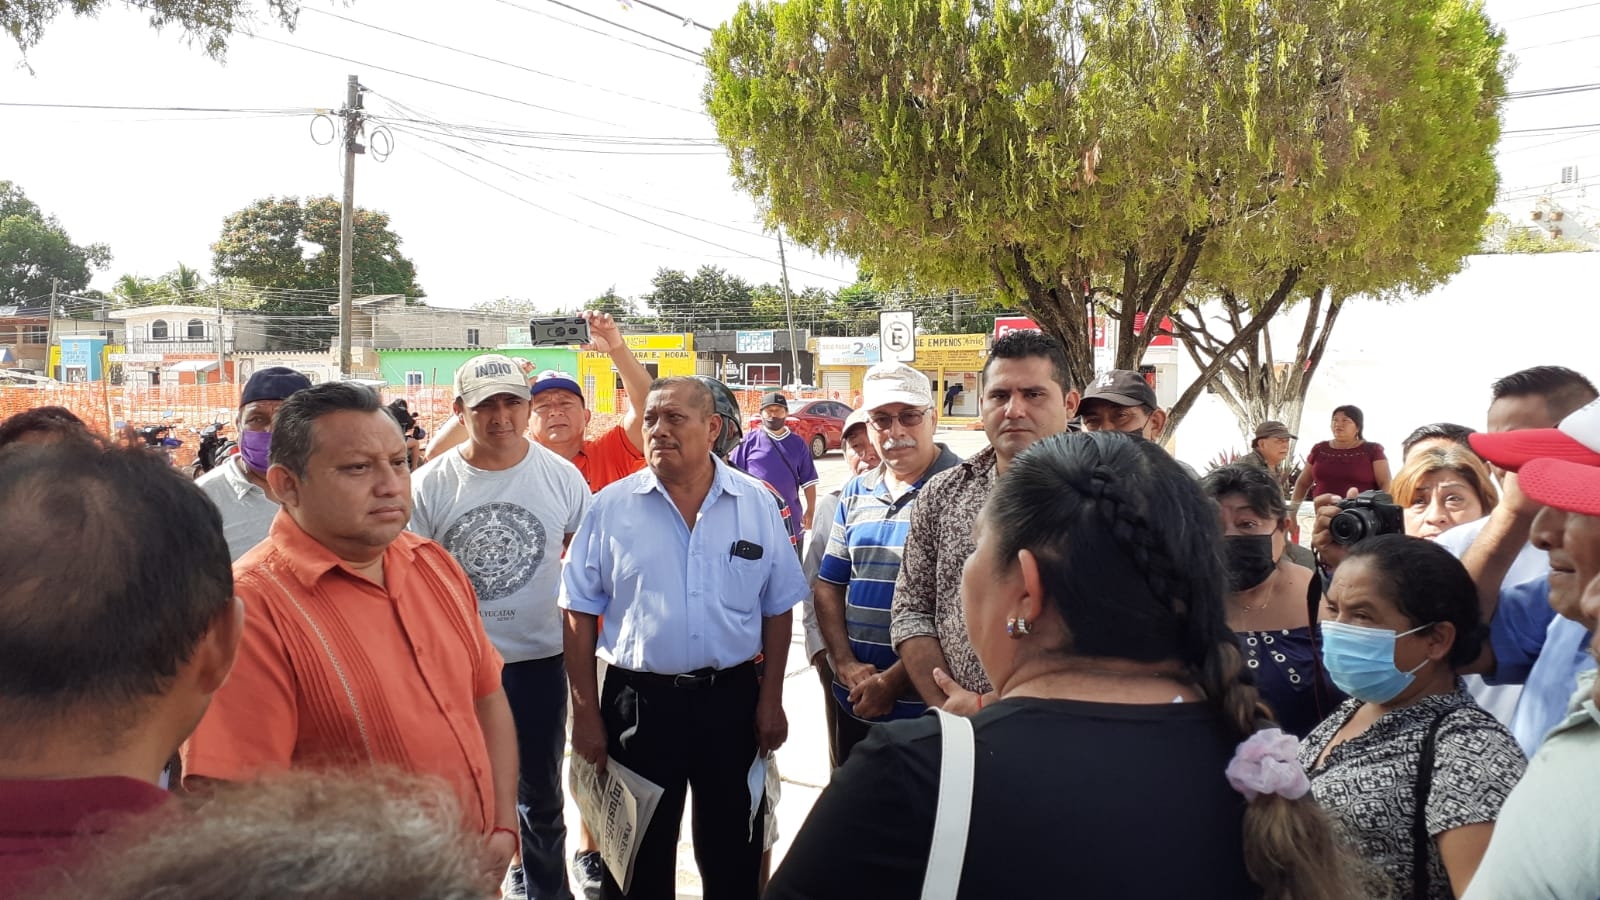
[491,826,518,842]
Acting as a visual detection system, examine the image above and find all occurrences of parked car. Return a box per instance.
[746,398,853,459]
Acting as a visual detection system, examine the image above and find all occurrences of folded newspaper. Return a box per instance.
[569,756,665,895]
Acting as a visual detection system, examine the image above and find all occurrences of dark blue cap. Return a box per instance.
[241,366,313,405]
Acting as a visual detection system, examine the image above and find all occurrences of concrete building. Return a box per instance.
[329,294,530,350]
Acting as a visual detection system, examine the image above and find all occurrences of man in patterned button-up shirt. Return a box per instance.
[892,332,1079,712]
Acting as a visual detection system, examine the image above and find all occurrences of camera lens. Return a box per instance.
[1328,509,1371,546]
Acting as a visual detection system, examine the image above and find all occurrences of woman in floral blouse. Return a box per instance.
[1301,534,1525,899]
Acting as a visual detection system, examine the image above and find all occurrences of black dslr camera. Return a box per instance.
[1328,490,1404,545]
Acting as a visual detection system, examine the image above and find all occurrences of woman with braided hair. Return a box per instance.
[767,432,1357,900]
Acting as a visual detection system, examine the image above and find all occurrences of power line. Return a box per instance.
[486,0,704,65]
[535,0,705,58]
[623,0,716,33]
[390,122,849,283]
[0,101,316,114]
[242,32,625,127]
[298,7,706,116]
[1504,2,1600,22]
[1509,31,1600,51]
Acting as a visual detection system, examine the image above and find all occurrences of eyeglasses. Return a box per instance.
[869,407,932,431]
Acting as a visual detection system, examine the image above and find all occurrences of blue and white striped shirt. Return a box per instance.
[817,445,961,721]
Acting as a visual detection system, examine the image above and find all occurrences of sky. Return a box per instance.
[2,0,1596,313]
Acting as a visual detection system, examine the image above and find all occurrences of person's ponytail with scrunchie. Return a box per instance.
[989,432,1360,900]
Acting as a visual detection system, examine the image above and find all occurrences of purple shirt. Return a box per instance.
[729,429,818,539]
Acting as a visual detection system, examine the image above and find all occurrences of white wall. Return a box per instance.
[1169,252,1599,471]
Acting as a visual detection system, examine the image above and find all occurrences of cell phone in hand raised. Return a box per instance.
[530,316,591,347]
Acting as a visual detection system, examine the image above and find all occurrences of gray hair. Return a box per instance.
[38,771,492,900]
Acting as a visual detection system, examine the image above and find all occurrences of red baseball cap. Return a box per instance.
[1519,457,1600,518]
[1469,398,1600,471]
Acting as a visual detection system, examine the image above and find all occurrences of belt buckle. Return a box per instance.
[673,671,715,689]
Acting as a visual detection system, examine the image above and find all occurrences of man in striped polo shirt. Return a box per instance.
[813,363,962,765]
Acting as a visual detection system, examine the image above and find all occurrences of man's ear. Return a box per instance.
[193,597,245,695]
[1146,407,1169,441]
[452,398,464,420]
[266,465,299,508]
[1063,390,1081,418]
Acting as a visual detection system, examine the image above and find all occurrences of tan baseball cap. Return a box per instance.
[862,362,933,412]
[454,354,532,408]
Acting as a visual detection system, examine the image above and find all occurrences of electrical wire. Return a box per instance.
[623,0,716,33]
[1504,2,1600,22]
[0,101,317,113]
[241,32,625,127]
[298,7,706,116]
[486,0,704,65]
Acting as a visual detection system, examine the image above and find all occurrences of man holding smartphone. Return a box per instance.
[423,311,652,492]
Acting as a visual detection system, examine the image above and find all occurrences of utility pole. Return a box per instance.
[776,231,803,388]
[216,286,227,383]
[338,75,365,377]
[45,278,59,380]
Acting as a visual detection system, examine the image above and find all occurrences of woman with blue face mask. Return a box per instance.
[1299,534,1525,900]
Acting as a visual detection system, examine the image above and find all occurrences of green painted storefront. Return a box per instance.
[376,348,579,386]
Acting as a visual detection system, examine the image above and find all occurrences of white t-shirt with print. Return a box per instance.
[411,440,590,663]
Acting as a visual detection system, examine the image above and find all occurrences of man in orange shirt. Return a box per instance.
[181,382,520,885]
[425,311,652,494]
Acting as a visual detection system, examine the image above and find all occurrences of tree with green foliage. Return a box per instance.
[0,180,110,306]
[589,286,638,319]
[705,0,1506,437]
[642,266,755,331]
[212,196,423,301]
[212,196,422,350]
[5,0,302,60]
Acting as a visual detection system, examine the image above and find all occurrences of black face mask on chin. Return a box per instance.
[1223,533,1278,591]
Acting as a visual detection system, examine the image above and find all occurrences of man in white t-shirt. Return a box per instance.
[411,354,591,900]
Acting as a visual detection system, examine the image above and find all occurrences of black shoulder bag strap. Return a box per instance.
[765,428,803,488]
[1411,707,1462,900]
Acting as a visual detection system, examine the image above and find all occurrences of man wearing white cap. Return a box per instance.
[411,354,592,900]
[813,363,961,764]
[800,407,881,766]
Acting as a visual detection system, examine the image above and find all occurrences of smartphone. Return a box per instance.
[530,316,591,346]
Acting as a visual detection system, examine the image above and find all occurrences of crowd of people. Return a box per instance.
[2,312,1598,900]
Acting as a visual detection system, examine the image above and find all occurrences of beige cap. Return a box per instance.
[454,354,532,408]
[862,362,932,412]
[843,407,871,438]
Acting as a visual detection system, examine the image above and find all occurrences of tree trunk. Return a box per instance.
[1166,281,1347,456]
[1164,268,1301,445]
[993,245,1097,390]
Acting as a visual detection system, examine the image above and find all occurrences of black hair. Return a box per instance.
[1401,422,1475,458]
[0,405,90,448]
[1490,365,1598,421]
[270,382,391,476]
[0,439,233,731]
[1330,404,1364,438]
[985,331,1073,395]
[983,431,1355,899]
[1344,534,1485,668]
[1199,463,1289,522]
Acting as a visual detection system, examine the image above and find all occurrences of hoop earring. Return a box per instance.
[1006,617,1032,638]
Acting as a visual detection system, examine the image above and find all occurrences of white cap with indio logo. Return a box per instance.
[454,354,533,408]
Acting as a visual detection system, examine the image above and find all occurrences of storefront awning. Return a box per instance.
[166,360,219,373]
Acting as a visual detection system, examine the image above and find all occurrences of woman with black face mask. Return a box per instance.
[1201,463,1343,737]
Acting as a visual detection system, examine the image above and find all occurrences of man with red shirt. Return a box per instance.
[0,439,243,898]
[424,311,653,494]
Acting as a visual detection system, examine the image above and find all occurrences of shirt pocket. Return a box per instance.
[721,556,765,621]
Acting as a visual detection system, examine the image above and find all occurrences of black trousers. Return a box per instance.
[812,656,870,770]
[601,663,765,900]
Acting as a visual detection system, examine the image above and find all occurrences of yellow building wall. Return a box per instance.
[578,336,698,414]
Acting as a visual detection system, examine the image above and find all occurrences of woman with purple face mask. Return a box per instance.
[1300,535,1524,900]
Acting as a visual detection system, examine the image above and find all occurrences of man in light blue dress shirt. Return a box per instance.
[560,376,808,900]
